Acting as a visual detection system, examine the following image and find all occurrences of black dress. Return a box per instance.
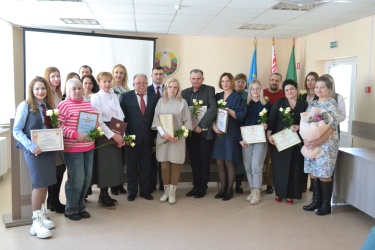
[267,98,308,199]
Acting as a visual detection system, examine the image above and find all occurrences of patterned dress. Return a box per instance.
[304,98,339,178]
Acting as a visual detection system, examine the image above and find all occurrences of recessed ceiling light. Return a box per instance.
[239,24,275,30]
[60,18,99,25]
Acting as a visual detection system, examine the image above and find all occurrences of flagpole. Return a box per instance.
[249,37,258,82]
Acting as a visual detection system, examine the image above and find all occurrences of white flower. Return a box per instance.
[181,125,187,130]
[222,102,227,106]
[193,99,197,103]
[259,111,263,116]
[131,135,136,140]
[99,131,104,136]
[97,127,102,131]
[286,107,291,112]
[264,96,269,101]
[130,142,135,147]
[218,99,223,104]
[198,100,203,105]
[183,131,189,137]
[46,109,53,116]
[279,107,284,112]
[262,108,268,113]
[300,90,307,95]
[53,109,59,115]
[285,110,290,114]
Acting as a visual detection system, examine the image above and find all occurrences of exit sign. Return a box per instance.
[330,41,338,48]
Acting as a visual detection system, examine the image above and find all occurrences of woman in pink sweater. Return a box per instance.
[58,78,97,221]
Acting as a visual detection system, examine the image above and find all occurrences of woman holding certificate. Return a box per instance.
[267,79,308,204]
[58,78,97,220]
[44,67,66,213]
[13,76,56,239]
[302,76,339,216]
[91,71,125,210]
[239,80,271,205]
[151,78,192,205]
[212,72,246,201]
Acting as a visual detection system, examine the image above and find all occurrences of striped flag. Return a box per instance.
[249,47,257,82]
[271,38,277,73]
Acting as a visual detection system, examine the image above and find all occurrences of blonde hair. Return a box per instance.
[162,78,182,103]
[26,76,55,113]
[96,72,113,83]
[112,64,130,91]
[247,80,267,105]
[44,66,62,99]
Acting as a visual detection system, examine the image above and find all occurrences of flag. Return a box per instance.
[271,44,277,73]
[286,44,297,82]
[249,47,257,82]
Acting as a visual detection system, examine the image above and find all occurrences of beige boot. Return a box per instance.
[168,185,177,205]
[250,189,261,205]
[160,185,170,203]
[246,189,254,201]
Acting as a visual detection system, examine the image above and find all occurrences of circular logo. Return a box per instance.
[155,50,179,76]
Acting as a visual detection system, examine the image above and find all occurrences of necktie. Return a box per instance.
[156,86,161,98]
[41,104,52,128]
[138,93,146,115]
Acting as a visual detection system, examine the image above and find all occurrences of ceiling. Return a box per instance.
[1,0,375,38]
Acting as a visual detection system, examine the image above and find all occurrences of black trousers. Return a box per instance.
[126,142,152,196]
[186,133,213,192]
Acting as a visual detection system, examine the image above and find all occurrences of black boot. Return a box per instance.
[235,174,244,194]
[316,181,333,216]
[309,177,314,191]
[111,185,119,195]
[214,186,227,199]
[222,187,233,201]
[303,178,322,211]
[47,164,66,213]
[98,188,116,209]
[118,184,127,194]
[302,173,308,192]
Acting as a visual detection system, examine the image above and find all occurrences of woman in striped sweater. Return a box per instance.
[58,78,97,221]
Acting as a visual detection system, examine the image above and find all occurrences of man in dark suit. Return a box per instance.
[147,65,165,191]
[120,73,158,201]
[181,69,217,198]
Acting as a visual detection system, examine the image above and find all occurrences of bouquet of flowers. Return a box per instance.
[94,134,136,150]
[217,99,227,109]
[152,125,189,153]
[298,90,308,100]
[279,107,294,129]
[299,107,333,159]
[191,99,203,120]
[87,126,104,141]
[258,108,268,124]
[46,109,61,128]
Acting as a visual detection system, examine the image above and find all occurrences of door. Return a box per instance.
[325,59,356,148]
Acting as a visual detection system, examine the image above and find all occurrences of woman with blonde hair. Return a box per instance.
[239,80,271,205]
[152,78,192,204]
[112,64,130,98]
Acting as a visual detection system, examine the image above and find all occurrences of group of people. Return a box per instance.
[13,64,344,239]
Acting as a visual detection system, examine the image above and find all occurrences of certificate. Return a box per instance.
[31,128,64,151]
[189,105,207,131]
[77,111,98,136]
[159,114,174,137]
[216,109,228,133]
[272,128,301,152]
[240,125,266,144]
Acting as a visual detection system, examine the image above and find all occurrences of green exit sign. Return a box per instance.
[330,41,338,48]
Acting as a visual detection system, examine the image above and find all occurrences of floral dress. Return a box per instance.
[304,98,339,178]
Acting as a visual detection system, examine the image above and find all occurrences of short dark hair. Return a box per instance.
[79,65,92,74]
[234,73,248,82]
[190,69,204,76]
[218,72,235,90]
[282,79,298,91]
[81,74,99,93]
[152,65,164,72]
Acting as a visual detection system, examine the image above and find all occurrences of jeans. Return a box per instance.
[242,142,267,190]
[63,150,94,214]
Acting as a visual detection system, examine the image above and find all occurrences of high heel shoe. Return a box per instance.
[275,196,282,202]
[286,199,294,205]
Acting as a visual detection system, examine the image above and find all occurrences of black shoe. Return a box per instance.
[159,185,164,191]
[99,190,116,210]
[222,188,234,201]
[65,213,81,221]
[194,190,206,199]
[111,186,119,195]
[48,200,66,213]
[235,183,243,194]
[140,194,154,200]
[127,194,136,201]
[266,186,274,194]
[186,188,197,197]
[79,211,91,219]
[119,185,127,194]
[87,186,92,195]
[214,187,227,199]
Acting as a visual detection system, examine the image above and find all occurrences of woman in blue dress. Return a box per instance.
[303,76,339,216]
[212,72,246,200]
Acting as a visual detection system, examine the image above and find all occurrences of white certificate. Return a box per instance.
[216,109,228,133]
[31,128,64,151]
[189,105,207,131]
[272,128,301,152]
[159,114,174,137]
[240,125,266,144]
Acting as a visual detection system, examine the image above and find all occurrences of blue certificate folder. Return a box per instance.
[77,111,98,136]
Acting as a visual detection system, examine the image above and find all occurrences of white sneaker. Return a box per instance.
[40,205,55,229]
[246,189,253,201]
[30,213,52,239]
[159,185,170,203]
[168,185,177,205]
[250,189,261,205]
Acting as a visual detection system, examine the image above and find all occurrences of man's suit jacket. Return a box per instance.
[181,84,217,140]
[120,90,159,145]
[147,84,163,98]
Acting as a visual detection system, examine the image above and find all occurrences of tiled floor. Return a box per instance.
[0,171,374,250]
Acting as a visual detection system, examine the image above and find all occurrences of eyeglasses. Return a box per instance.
[134,82,148,85]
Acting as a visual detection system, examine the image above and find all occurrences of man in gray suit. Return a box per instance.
[181,69,217,198]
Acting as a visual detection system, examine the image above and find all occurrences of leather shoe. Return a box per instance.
[186,189,197,197]
[127,194,136,201]
[194,191,206,199]
[266,186,274,194]
[275,196,282,202]
[65,213,81,221]
[140,194,154,200]
[111,186,119,195]
[79,211,91,219]
[119,185,127,194]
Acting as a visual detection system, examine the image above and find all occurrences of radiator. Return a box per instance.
[0,137,7,177]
